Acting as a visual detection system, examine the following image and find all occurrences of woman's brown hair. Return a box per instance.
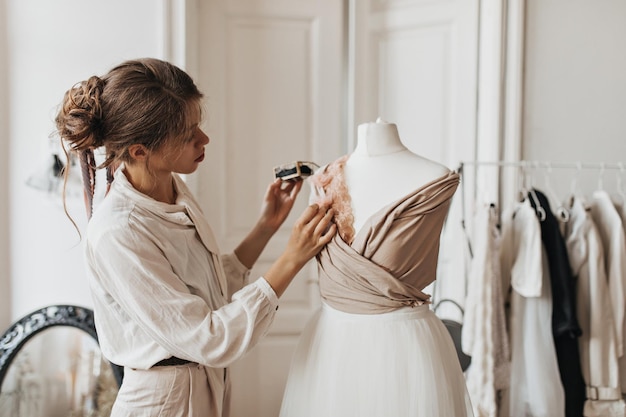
[55,58,203,219]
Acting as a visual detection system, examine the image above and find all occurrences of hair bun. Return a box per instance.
[56,75,106,150]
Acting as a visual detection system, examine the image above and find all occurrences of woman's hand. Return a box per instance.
[257,179,303,234]
[234,179,303,269]
[284,203,336,265]
[263,203,337,297]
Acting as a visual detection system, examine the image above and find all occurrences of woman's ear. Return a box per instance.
[128,144,149,162]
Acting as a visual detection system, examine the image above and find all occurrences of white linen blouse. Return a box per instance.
[85,167,279,371]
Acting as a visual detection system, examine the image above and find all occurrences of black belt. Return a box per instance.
[152,357,194,367]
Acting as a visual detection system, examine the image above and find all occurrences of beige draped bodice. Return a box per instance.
[309,156,460,314]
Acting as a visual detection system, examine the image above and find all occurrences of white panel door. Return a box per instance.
[350,0,479,317]
[193,1,344,416]
[350,0,478,164]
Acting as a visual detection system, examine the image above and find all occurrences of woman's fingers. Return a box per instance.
[287,179,303,199]
[297,203,322,226]
[276,178,302,194]
[316,210,337,244]
[283,203,336,266]
[300,205,336,243]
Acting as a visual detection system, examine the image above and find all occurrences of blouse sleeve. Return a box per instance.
[87,223,279,369]
[221,252,251,300]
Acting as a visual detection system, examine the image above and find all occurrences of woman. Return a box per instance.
[55,57,335,417]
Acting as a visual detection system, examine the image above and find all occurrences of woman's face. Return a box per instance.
[148,105,210,175]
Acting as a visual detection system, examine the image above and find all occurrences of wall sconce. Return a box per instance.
[25,153,65,193]
[25,147,84,199]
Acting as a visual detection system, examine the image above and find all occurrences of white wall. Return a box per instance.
[522,0,626,197]
[5,0,166,323]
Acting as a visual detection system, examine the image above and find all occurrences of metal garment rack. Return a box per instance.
[457,160,626,202]
[458,160,626,172]
[456,160,626,238]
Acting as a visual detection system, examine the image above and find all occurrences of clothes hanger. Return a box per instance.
[597,162,606,192]
[543,164,569,222]
[567,162,584,208]
[613,162,626,206]
[516,163,527,203]
[522,163,546,221]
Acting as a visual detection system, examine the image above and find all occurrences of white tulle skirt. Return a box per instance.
[279,303,474,417]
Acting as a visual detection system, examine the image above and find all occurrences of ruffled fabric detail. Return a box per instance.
[308,155,356,244]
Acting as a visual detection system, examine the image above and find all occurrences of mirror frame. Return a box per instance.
[0,305,123,387]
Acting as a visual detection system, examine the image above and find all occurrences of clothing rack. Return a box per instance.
[457,160,626,244]
[458,160,626,172]
[457,160,626,202]
[455,162,626,415]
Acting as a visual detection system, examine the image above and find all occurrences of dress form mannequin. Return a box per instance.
[344,118,450,233]
[281,119,471,417]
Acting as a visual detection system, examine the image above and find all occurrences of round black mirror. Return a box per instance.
[0,305,123,415]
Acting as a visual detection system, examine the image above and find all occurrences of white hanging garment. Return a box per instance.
[612,196,626,397]
[462,203,511,417]
[562,196,625,416]
[499,199,565,417]
[590,190,626,397]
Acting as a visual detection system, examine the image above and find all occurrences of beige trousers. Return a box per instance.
[111,363,230,417]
